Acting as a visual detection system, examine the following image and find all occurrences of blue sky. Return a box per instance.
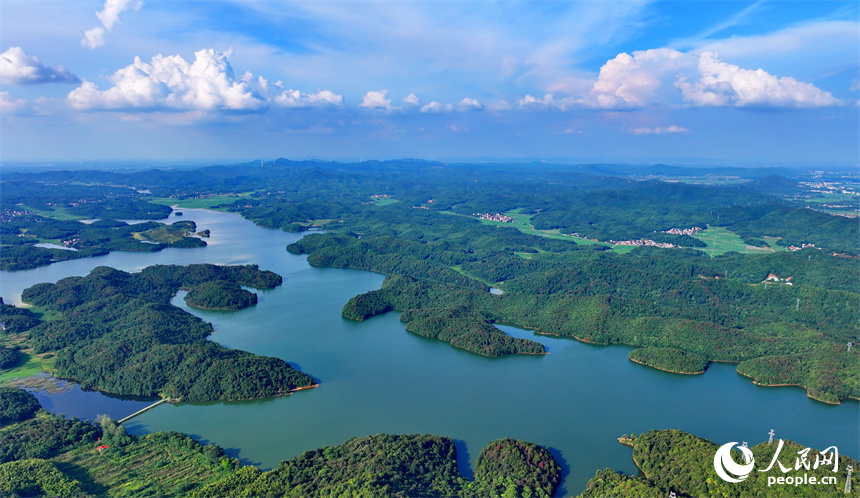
[1,0,857,164]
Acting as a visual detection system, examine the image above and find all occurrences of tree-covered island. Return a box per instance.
[5,264,315,402]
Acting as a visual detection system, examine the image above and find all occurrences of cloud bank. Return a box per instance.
[67,49,342,112]
[522,49,840,110]
[0,46,80,85]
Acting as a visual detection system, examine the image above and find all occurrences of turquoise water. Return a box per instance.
[1,208,857,496]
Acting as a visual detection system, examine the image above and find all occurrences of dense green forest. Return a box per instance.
[0,215,205,271]
[579,429,859,497]
[0,386,41,423]
[194,434,560,498]
[628,347,709,374]
[0,181,171,220]
[0,299,40,335]
[184,280,258,310]
[15,264,314,401]
[0,347,21,370]
[295,228,858,401]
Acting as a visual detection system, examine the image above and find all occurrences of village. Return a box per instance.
[662,227,702,236]
[475,212,515,223]
[610,239,676,249]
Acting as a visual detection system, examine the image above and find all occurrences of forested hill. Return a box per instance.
[285,201,858,402]
[14,264,315,401]
[4,159,856,253]
[193,434,560,497]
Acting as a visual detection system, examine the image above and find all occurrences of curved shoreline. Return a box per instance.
[735,370,842,405]
[186,302,255,311]
[627,357,706,375]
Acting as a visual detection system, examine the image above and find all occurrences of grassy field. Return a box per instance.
[149,192,255,209]
[18,206,86,221]
[691,227,774,256]
[762,236,788,252]
[471,209,604,244]
[0,350,56,384]
[472,209,637,253]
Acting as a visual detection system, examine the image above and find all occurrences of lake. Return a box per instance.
[1,208,857,496]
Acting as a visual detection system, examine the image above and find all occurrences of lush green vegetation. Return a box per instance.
[0,180,171,220]
[0,387,41,424]
[628,347,709,374]
[16,264,313,401]
[7,161,852,400]
[0,403,560,498]
[469,438,561,498]
[0,299,40,335]
[311,233,857,401]
[580,429,859,497]
[184,280,258,310]
[0,214,205,271]
[341,275,545,356]
[194,434,560,498]
[0,347,22,370]
[0,458,85,497]
[0,411,100,463]
[736,342,859,404]
[52,417,238,497]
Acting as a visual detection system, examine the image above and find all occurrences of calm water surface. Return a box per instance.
[1,208,857,496]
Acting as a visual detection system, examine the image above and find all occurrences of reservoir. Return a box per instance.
[1,208,857,496]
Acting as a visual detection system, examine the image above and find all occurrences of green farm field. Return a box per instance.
[691,227,774,256]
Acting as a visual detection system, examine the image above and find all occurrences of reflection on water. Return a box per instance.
[17,374,157,422]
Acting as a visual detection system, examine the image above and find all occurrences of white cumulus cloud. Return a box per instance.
[359,90,393,110]
[457,98,484,112]
[66,49,343,113]
[526,48,841,110]
[420,101,453,113]
[402,92,421,108]
[676,51,840,108]
[0,47,80,85]
[81,0,143,49]
[68,49,265,111]
[274,89,343,108]
[590,48,686,109]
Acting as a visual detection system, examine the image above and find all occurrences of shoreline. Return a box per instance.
[628,357,706,375]
[735,370,841,405]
